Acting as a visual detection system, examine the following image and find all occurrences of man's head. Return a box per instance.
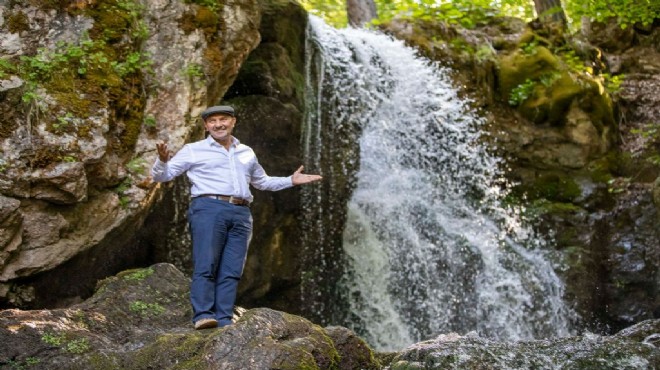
[201,105,236,143]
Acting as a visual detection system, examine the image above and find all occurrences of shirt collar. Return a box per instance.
[205,135,240,148]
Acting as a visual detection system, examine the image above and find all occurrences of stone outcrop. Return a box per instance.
[0,0,261,308]
[0,263,380,370]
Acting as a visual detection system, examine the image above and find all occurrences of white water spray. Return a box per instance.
[303,16,575,351]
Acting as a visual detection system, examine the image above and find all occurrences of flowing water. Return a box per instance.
[301,16,576,351]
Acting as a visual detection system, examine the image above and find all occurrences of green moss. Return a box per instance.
[120,267,155,281]
[499,46,560,97]
[130,332,209,370]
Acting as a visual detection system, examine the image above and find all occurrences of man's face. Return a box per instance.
[204,113,236,142]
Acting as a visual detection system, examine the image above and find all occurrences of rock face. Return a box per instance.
[0,263,380,370]
[0,0,261,308]
[382,17,660,334]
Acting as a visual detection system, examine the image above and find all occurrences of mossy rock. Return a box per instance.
[498,46,560,96]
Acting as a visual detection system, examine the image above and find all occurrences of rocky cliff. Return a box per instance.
[0,0,262,308]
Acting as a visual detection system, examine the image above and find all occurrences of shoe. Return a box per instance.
[194,318,218,330]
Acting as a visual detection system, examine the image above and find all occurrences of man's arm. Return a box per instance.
[151,142,192,182]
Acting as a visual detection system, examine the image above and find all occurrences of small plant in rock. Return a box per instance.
[123,267,154,281]
[126,157,147,175]
[143,115,157,127]
[65,338,90,354]
[539,72,561,87]
[508,78,536,106]
[607,177,632,194]
[41,332,65,347]
[521,40,539,55]
[129,300,165,316]
[53,112,75,133]
[182,63,205,80]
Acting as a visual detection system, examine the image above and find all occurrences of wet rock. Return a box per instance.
[387,326,660,369]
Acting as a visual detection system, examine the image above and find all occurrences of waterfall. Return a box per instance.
[301,16,576,351]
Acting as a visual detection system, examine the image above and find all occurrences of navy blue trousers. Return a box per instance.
[188,197,252,326]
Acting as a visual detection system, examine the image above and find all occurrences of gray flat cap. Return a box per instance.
[201,105,235,120]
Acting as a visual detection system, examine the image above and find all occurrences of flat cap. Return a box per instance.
[201,105,235,120]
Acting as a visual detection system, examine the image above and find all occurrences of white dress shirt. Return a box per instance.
[151,136,293,202]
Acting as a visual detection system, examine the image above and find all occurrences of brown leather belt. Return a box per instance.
[197,194,250,206]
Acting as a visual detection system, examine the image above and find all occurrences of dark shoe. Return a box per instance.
[194,318,218,330]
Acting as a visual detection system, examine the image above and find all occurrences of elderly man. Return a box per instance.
[152,105,322,330]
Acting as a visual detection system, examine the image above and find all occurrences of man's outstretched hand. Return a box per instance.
[156,142,172,163]
[292,165,322,186]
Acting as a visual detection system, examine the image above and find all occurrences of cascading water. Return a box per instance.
[301,16,576,351]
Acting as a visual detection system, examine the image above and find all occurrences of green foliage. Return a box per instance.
[564,0,660,29]
[114,178,132,208]
[41,332,65,346]
[607,177,631,193]
[557,49,588,74]
[144,115,157,127]
[299,0,347,28]
[303,0,656,34]
[129,300,166,316]
[601,73,625,94]
[53,112,74,133]
[376,0,505,29]
[112,51,153,77]
[0,157,7,173]
[521,40,539,55]
[475,44,496,62]
[41,331,90,354]
[508,78,536,106]
[539,72,561,87]
[123,267,155,280]
[182,63,205,79]
[0,58,16,79]
[5,357,40,370]
[65,338,90,354]
[58,154,78,163]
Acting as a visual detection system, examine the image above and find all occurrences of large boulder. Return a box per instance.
[0,263,380,370]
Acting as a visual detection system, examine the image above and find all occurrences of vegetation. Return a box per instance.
[129,300,166,316]
[1,0,154,172]
[301,0,659,31]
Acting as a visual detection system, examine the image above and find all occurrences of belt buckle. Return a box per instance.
[228,196,236,204]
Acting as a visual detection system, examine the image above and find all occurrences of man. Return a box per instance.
[151,105,322,330]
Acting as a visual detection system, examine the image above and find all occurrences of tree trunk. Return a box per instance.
[533,0,567,26]
[346,0,378,28]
